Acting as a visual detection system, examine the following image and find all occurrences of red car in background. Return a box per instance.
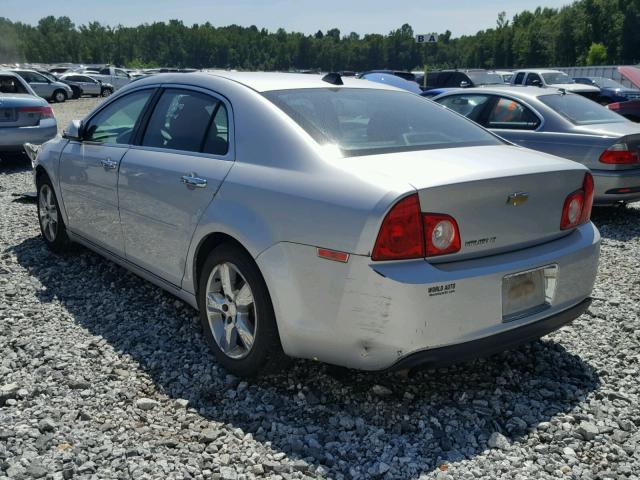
[609,100,640,122]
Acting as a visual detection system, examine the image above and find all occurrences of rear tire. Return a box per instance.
[37,175,72,253]
[53,89,67,103]
[197,244,288,377]
[101,88,113,97]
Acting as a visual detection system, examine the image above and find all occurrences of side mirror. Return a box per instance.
[460,81,470,88]
[63,119,84,141]
[531,79,542,87]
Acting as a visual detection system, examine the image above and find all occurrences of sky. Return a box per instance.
[1,0,572,37]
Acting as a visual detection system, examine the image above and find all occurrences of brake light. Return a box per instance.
[423,214,461,256]
[372,194,424,261]
[599,143,640,164]
[18,106,54,119]
[372,194,461,261]
[560,172,594,230]
[608,102,621,111]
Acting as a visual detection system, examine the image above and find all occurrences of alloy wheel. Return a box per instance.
[39,184,58,242]
[205,262,257,359]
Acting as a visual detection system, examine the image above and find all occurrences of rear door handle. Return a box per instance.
[100,158,118,170]
[180,174,208,189]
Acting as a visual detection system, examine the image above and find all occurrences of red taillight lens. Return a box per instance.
[372,195,461,260]
[608,102,621,111]
[580,172,594,224]
[599,143,640,164]
[18,106,54,119]
[372,194,424,261]
[560,172,594,230]
[423,214,461,257]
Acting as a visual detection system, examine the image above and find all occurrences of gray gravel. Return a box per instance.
[1,102,639,478]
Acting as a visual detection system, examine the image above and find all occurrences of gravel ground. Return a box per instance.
[0,100,639,479]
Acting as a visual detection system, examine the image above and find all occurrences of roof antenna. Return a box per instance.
[322,72,343,85]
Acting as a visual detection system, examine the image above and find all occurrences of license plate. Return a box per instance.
[0,108,15,122]
[502,265,557,321]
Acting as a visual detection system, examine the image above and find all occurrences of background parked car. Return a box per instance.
[35,69,81,99]
[0,71,57,153]
[359,72,423,93]
[434,86,640,205]
[608,99,640,122]
[574,76,640,105]
[510,69,600,101]
[11,69,73,103]
[74,66,131,90]
[59,73,114,97]
[416,69,505,91]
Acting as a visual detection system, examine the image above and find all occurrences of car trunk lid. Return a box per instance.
[0,95,48,127]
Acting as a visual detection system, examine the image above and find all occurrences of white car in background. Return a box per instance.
[511,69,600,100]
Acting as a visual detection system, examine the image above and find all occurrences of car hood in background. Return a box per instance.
[360,73,423,94]
[550,83,600,93]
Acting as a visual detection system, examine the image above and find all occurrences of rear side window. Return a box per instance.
[0,75,28,94]
[513,72,525,84]
[264,88,502,157]
[539,93,626,125]
[437,94,491,122]
[487,97,540,130]
[84,89,153,144]
[142,89,229,155]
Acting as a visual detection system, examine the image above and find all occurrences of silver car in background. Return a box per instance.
[11,69,73,103]
[0,71,57,153]
[59,73,114,97]
[434,86,640,205]
[33,72,599,377]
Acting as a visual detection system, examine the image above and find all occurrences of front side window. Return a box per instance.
[436,94,491,122]
[513,72,525,84]
[525,73,542,86]
[539,93,626,125]
[115,69,129,78]
[142,89,228,154]
[84,89,153,144]
[487,97,540,130]
[264,88,502,157]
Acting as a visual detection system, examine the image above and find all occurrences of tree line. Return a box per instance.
[1,0,639,71]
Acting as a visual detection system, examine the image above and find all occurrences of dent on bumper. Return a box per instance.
[257,222,600,370]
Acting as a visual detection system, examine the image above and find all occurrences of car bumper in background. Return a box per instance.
[0,124,57,151]
[593,167,640,204]
[257,222,600,370]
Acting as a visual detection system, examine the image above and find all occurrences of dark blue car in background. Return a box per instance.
[574,76,640,105]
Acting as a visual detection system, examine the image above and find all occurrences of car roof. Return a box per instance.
[160,71,401,93]
[513,69,564,74]
[435,85,565,101]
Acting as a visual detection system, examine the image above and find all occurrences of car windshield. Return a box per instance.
[539,93,627,125]
[467,72,504,85]
[541,72,574,85]
[592,77,626,89]
[264,88,502,157]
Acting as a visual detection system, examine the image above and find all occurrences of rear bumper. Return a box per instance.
[390,298,590,371]
[593,167,640,204]
[0,124,57,150]
[257,222,600,370]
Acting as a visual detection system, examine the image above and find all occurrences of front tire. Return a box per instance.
[53,89,67,103]
[37,176,72,252]
[101,88,113,97]
[197,244,288,377]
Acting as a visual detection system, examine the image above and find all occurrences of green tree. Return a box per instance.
[586,42,607,65]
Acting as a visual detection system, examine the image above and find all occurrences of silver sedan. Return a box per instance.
[33,72,599,376]
[0,71,58,153]
[434,86,640,205]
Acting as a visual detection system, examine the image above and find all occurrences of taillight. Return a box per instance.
[423,214,461,257]
[371,194,424,261]
[560,172,594,230]
[372,194,461,261]
[608,102,621,111]
[599,143,640,164]
[18,106,54,119]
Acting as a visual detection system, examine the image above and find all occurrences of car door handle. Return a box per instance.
[180,174,208,188]
[100,158,118,170]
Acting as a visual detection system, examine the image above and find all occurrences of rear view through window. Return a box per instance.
[540,93,627,125]
[264,88,502,156]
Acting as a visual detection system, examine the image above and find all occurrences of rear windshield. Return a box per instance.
[467,72,504,85]
[539,93,627,125]
[263,88,502,157]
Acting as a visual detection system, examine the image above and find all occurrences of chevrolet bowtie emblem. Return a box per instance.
[507,192,529,206]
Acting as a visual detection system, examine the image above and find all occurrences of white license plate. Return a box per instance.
[502,266,556,321]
